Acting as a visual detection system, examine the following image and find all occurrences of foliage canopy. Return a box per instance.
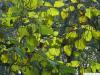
[0,0,100,75]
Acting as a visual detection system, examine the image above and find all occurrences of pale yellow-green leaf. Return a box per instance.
[96,63,100,70]
[92,30,100,40]
[73,51,80,57]
[28,12,38,18]
[18,27,29,39]
[69,5,75,12]
[77,4,84,9]
[64,45,72,56]
[54,1,64,8]
[53,31,59,36]
[48,48,60,56]
[44,1,52,7]
[81,25,94,30]
[80,67,84,75]
[61,9,69,20]
[79,16,88,24]
[1,54,9,63]
[91,65,96,72]
[71,60,80,67]
[47,8,59,16]
[82,30,92,41]
[66,31,78,39]
[71,0,77,3]
[24,0,43,10]
[85,8,92,19]
[47,19,53,26]
[75,39,86,50]
[46,52,54,60]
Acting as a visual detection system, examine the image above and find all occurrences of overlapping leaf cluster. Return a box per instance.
[0,0,100,75]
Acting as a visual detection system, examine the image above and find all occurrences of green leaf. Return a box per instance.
[39,25,53,35]
[26,36,38,52]
[15,47,25,58]
[11,65,20,72]
[91,65,96,72]
[18,27,29,39]
[59,65,75,74]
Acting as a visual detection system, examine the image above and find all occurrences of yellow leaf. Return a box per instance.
[85,8,92,19]
[91,65,96,72]
[80,67,84,75]
[96,63,100,70]
[61,9,69,20]
[73,51,80,57]
[47,8,59,16]
[71,0,77,3]
[71,60,80,67]
[92,30,100,40]
[48,48,60,56]
[75,39,86,50]
[54,1,64,8]
[24,0,43,10]
[64,45,72,56]
[79,16,88,24]
[82,30,92,41]
[81,25,94,30]
[28,12,38,18]
[44,2,52,7]
[77,4,84,9]
[46,52,54,60]
[53,31,59,36]
[66,31,78,39]
[1,54,9,63]
[47,19,53,26]
[69,5,75,12]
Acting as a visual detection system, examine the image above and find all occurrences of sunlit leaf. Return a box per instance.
[39,25,53,35]
[85,8,92,19]
[28,12,38,18]
[47,8,59,16]
[69,5,75,12]
[82,30,92,41]
[79,16,88,24]
[71,0,77,3]
[77,4,84,9]
[48,48,60,56]
[54,1,64,8]
[92,30,100,40]
[44,1,52,7]
[18,27,29,39]
[70,60,80,67]
[53,31,59,37]
[64,45,72,56]
[66,31,78,39]
[61,9,69,20]
[1,54,9,63]
[75,39,86,50]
